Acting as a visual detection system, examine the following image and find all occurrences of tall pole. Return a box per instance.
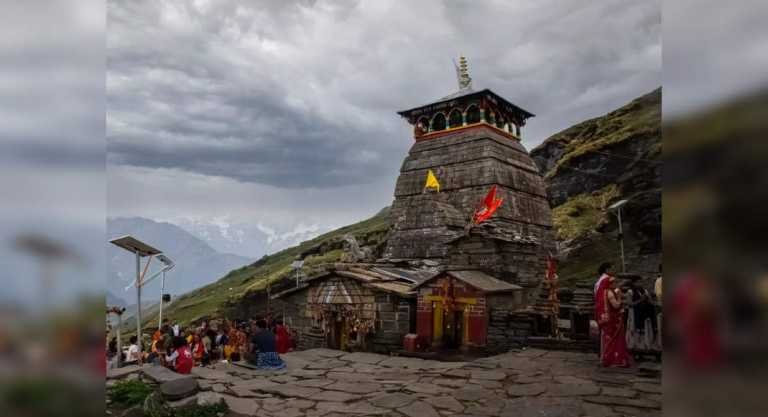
[116,312,123,368]
[135,251,143,355]
[159,270,165,329]
[617,207,626,273]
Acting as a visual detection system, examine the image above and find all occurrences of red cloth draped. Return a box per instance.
[595,277,631,368]
[275,324,290,354]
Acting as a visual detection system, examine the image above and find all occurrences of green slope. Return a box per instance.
[531,89,662,287]
[538,88,661,181]
[141,207,390,329]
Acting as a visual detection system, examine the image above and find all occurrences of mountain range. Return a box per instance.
[170,217,333,259]
[107,217,254,306]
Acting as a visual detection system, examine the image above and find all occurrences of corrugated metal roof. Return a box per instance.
[335,270,379,282]
[411,270,522,293]
[446,270,522,293]
[367,281,415,296]
[273,263,427,300]
[370,267,438,285]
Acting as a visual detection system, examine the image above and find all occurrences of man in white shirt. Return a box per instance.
[125,335,141,364]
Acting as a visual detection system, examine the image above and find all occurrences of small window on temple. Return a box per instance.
[486,111,496,125]
[465,105,480,124]
[448,109,463,129]
[431,113,447,131]
[417,117,430,134]
[496,117,505,129]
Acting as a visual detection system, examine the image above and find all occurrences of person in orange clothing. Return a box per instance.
[226,321,246,362]
[191,333,206,365]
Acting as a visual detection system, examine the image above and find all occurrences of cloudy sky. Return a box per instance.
[106,0,662,253]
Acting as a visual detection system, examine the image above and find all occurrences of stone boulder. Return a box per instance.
[160,377,199,401]
[196,392,225,407]
[143,366,191,384]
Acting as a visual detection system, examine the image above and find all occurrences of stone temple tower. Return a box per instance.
[382,57,555,296]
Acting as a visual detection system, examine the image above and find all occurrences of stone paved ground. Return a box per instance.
[121,348,662,417]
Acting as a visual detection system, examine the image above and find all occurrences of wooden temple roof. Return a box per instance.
[413,269,523,294]
[272,263,436,300]
[397,88,535,121]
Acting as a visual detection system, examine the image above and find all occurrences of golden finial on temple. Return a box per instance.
[457,55,472,90]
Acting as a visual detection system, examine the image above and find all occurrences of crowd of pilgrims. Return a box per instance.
[108,316,293,374]
[107,262,667,374]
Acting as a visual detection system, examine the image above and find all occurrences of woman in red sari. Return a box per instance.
[274,320,290,354]
[596,276,632,367]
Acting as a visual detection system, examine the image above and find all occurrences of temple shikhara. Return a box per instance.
[274,57,557,355]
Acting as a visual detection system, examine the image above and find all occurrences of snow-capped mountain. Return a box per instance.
[107,217,253,301]
[172,216,333,258]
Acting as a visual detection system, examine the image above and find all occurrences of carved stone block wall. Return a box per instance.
[384,127,555,295]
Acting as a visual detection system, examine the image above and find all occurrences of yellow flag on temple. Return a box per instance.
[424,169,440,192]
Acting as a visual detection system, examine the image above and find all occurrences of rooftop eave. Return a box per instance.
[397,88,535,120]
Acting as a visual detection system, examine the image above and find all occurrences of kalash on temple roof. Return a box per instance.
[397,56,535,141]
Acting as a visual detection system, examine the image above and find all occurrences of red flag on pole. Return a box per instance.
[473,185,504,224]
[546,253,557,281]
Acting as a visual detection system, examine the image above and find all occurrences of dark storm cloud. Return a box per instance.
[1,1,105,305]
[0,1,104,168]
[664,0,768,117]
[108,0,660,188]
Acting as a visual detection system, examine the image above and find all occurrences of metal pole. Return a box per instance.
[116,312,123,368]
[135,251,143,355]
[159,270,165,328]
[617,207,626,272]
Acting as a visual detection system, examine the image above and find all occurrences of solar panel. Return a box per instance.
[109,235,162,257]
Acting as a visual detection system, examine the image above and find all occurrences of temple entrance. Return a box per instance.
[326,312,343,350]
[443,309,464,349]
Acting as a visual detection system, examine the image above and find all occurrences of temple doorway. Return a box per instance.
[326,312,344,350]
[443,309,464,349]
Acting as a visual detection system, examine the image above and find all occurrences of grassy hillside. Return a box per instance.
[138,207,390,328]
[538,88,661,181]
[531,89,662,288]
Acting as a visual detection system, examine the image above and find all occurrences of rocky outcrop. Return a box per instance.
[530,88,661,283]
